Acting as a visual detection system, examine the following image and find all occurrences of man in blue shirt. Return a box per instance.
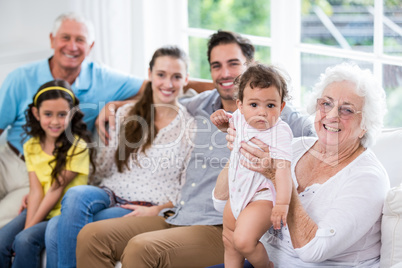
[76,30,314,267]
[0,12,146,228]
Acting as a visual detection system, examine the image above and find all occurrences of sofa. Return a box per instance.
[5,125,400,267]
[374,128,402,268]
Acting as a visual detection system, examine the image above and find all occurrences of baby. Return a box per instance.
[211,63,293,267]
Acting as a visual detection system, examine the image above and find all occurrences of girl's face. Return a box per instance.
[237,85,285,130]
[32,98,71,142]
[148,55,188,105]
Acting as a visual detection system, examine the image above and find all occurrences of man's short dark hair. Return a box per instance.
[207,30,255,64]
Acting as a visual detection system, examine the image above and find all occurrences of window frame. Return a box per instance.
[186,0,402,109]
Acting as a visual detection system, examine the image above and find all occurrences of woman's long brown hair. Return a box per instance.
[115,45,188,172]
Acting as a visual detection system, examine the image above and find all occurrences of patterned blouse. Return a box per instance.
[93,102,195,206]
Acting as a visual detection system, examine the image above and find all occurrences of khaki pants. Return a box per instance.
[77,216,224,268]
[0,143,29,228]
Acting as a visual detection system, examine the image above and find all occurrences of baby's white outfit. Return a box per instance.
[229,109,293,219]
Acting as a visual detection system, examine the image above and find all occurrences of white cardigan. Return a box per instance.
[261,137,389,267]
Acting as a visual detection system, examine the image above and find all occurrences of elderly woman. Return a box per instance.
[212,62,389,267]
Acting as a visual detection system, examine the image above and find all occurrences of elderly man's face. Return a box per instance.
[50,19,94,71]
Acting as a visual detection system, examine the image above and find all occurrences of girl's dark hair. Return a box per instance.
[115,45,188,172]
[235,62,290,103]
[22,79,96,187]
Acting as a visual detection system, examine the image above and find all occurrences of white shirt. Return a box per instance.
[94,102,195,205]
[261,137,390,267]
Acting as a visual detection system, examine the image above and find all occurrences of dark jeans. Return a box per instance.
[0,209,47,268]
[207,260,254,268]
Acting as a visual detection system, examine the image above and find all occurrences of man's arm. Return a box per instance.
[96,78,214,144]
[281,103,315,138]
[184,79,214,94]
[95,80,148,145]
[213,161,229,200]
[0,69,22,141]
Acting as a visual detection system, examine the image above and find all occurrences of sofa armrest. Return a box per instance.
[381,185,402,268]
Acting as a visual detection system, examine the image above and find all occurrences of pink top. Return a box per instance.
[228,109,293,218]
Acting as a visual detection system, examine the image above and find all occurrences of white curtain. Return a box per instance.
[75,0,136,75]
[74,0,188,78]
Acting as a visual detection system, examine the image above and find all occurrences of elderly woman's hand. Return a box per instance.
[239,137,276,182]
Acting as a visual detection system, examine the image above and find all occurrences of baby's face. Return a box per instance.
[237,85,285,130]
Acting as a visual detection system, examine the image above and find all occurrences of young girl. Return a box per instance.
[45,45,195,267]
[0,79,94,267]
[210,63,293,268]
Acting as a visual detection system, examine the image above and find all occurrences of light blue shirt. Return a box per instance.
[0,58,144,154]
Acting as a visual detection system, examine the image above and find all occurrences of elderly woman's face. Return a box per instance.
[315,80,366,149]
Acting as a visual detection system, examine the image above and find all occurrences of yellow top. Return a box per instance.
[23,136,89,219]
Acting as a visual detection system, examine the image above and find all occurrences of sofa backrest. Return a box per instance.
[371,128,402,188]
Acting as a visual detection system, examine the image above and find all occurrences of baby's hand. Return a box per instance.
[210,109,232,132]
[271,204,289,230]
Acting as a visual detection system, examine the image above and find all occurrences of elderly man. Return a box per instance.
[75,30,314,268]
[0,12,147,228]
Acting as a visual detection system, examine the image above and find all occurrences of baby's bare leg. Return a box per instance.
[222,199,245,268]
[234,200,274,268]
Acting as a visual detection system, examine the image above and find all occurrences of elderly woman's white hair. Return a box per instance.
[306,62,387,148]
[52,12,95,44]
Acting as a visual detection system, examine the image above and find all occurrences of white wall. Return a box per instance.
[0,0,80,84]
[0,0,188,85]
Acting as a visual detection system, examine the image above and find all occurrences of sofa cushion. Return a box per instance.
[371,128,402,188]
[373,128,402,268]
[381,185,402,268]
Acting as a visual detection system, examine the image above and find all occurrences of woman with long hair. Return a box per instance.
[45,46,195,268]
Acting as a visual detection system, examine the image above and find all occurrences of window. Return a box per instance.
[187,0,402,128]
[187,0,271,80]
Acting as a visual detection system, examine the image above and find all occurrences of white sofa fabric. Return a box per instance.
[382,185,402,268]
[373,128,402,268]
[372,128,402,189]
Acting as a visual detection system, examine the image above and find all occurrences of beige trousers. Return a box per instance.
[76,216,224,268]
[0,143,29,228]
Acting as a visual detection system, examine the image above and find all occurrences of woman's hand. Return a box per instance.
[239,137,274,176]
[121,204,160,217]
